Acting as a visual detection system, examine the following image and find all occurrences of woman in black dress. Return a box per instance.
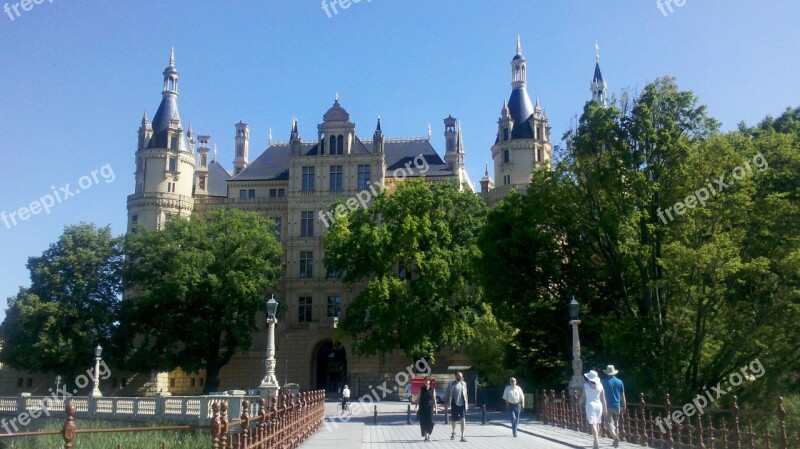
[414,376,438,441]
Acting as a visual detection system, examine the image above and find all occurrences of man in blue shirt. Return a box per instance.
[601,365,626,448]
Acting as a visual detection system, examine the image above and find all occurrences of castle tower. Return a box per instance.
[127,49,195,232]
[194,135,211,196]
[485,36,552,204]
[233,121,250,175]
[591,42,608,106]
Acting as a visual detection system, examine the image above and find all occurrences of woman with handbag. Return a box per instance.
[414,376,438,441]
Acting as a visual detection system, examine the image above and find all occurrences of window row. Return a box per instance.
[300,165,372,192]
[298,295,343,322]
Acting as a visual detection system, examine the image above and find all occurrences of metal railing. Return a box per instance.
[536,390,798,449]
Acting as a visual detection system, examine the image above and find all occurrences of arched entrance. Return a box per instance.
[314,340,347,392]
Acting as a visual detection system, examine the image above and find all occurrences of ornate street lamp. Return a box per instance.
[568,297,583,397]
[91,345,103,398]
[259,295,281,398]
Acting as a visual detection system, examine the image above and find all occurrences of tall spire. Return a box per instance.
[169,46,175,68]
[141,110,149,126]
[516,34,522,55]
[591,41,608,107]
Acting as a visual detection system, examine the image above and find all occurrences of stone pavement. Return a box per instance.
[300,400,643,448]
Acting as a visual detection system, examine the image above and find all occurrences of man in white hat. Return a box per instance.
[601,365,626,448]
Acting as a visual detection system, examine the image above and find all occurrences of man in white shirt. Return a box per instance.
[445,372,469,442]
[502,377,524,437]
[341,384,350,413]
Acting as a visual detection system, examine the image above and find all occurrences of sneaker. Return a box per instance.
[451,432,455,440]
[461,437,467,442]
[613,438,620,447]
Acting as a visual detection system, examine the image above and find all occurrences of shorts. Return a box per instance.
[450,403,465,421]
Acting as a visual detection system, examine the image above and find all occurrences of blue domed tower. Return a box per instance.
[484,36,552,204]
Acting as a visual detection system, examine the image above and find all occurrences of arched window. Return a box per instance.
[330,135,337,154]
[337,135,344,154]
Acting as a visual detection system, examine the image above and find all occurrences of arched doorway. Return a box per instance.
[314,340,347,392]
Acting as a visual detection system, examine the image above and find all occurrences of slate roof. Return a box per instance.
[206,161,231,197]
[593,62,604,84]
[231,139,453,182]
[148,95,191,151]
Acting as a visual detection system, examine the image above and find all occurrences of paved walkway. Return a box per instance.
[300,401,643,448]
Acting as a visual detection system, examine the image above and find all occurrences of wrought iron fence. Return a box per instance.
[535,389,799,449]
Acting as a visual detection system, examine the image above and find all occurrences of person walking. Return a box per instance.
[502,377,525,437]
[444,371,469,442]
[341,384,350,414]
[601,365,626,447]
[579,370,608,449]
[414,376,438,441]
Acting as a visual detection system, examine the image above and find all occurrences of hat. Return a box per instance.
[583,370,600,384]
[603,365,619,376]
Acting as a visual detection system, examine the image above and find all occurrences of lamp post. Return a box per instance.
[91,345,103,398]
[568,297,583,397]
[259,295,281,398]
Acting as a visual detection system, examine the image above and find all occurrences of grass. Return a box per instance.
[0,419,210,449]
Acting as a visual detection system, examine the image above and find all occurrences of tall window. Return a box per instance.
[169,157,177,172]
[236,144,243,157]
[240,189,247,199]
[302,166,315,191]
[503,128,509,141]
[329,165,343,191]
[300,251,313,278]
[301,211,314,237]
[337,135,344,154]
[329,135,336,154]
[357,165,371,190]
[198,175,206,190]
[299,297,312,322]
[503,150,510,163]
[248,189,255,198]
[327,296,342,318]
[273,217,282,242]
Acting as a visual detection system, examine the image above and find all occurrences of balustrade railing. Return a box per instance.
[535,390,798,449]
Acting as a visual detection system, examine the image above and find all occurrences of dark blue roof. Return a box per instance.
[593,62,604,83]
[206,161,231,197]
[232,139,453,181]
[147,95,191,151]
[511,117,534,140]
[508,87,534,125]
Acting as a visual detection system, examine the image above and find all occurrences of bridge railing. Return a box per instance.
[536,389,799,449]
[0,394,261,425]
[211,391,325,449]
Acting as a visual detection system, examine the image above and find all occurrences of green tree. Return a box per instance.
[324,179,487,363]
[121,209,282,394]
[0,224,123,386]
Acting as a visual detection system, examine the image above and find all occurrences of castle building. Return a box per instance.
[0,39,608,396]
[124,49,480,395]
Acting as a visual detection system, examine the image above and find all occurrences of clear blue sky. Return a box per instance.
[1,0,799,320]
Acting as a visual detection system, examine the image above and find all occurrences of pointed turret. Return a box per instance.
[591,41,608,107]
[138,110,153,150]
[373,117,384,153]
[148,49,190,151]
[290,118,302,155]
[507,36,534,126]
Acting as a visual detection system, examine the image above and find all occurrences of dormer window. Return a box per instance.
[503,128,509,141]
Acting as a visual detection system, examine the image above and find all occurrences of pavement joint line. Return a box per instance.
[490,421,584,448]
